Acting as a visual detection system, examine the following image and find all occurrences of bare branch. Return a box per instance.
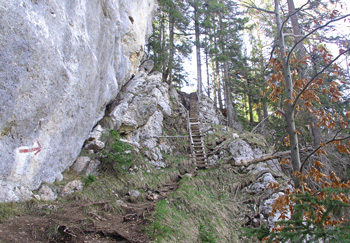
[174,32,195,36]
[287,14,350,65]
[292,47,350,111]
[276,108,286,118]
[240,3,274,14]
[263,44,278,74]
[280,0,311,32]
[300,132,350,172]
[251,111,276,133]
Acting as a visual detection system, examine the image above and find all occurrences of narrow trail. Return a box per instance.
[0,93,208,243]
[0,181,180,243]
[83,181,180,242]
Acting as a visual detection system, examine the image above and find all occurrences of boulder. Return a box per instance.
[146,191,159,201]
[84,140,105,151]
[85,160,100,176]
[128,189,140,202]
[61,180,83,196]
[72,156,91,173]
[199,95,224,125]
[87,125,104,141]
[228,139,255,158]
[245,172,278,194]
[116,199,128,208]
[38,184,57,201]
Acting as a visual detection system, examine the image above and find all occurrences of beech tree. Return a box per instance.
[243,0,350,181]
[242,0,350,240]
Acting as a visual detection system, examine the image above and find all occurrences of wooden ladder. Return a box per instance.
[188,92,207,169]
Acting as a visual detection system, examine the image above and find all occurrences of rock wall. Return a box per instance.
[0,0,156,202]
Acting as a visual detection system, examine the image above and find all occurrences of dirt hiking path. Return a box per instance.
[0,182,179,243]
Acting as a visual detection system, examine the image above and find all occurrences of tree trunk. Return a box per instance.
[275,0,301,184]
[205,45,210,98]
[248,94,254,124]
[167,15,175,85]
[216,55,223,110]
[257,107,262,123]
[194,2,202,96]
[160,12,167,82]
[263,99,268,118]
[287,0,321,148]
[223,60,235,128]
[247,79,254,124]
[287,0,304,60]
[310,114,321,147]
[210,34,217,107]
[211,57,217,107]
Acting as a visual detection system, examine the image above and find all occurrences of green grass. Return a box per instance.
[0,199,54,223]
[147,166,258,242]
[0,202,24,222]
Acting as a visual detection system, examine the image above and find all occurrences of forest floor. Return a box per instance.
[0,181,179,243]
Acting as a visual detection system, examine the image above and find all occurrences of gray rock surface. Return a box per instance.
[61,180,83,196]
[72,156,91,173]
[84,140,105,151]
[128,190,140,198]
[128,189,140,202]
[116,199,128,208]
[85,160,100,176]
[199,95,225,125]
[38,184,57,201]
[0,0,156,202]
[101,71,173,168]
[245,172,278,194]
[228,139,255,158]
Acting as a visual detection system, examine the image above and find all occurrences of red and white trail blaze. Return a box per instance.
[19,140,41,155]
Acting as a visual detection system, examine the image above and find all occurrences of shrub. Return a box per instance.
[83,174,96,187]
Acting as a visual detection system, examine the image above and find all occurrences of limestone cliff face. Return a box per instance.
[0,0,156,202]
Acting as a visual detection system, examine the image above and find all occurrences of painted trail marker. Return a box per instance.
[19,140,41,155]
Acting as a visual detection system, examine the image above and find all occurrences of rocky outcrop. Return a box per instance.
[199,95,226,126]
[204,124,291,228]
[0,0,156,202]
[97,66,187,169]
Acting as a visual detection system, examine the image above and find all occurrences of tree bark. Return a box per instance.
[257,107,262,123]
[205,44,210,98]
[287,0,321,147]
[223,60,236,128]
[216,53,223,110]
[247,79,254,124]
[275,0,301,184]
[211,57,217,107]
[263,99,268,119]
[160,11,167,82]
[167,14,175,85]
[310,114,321,147]
[194,1,202,96]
